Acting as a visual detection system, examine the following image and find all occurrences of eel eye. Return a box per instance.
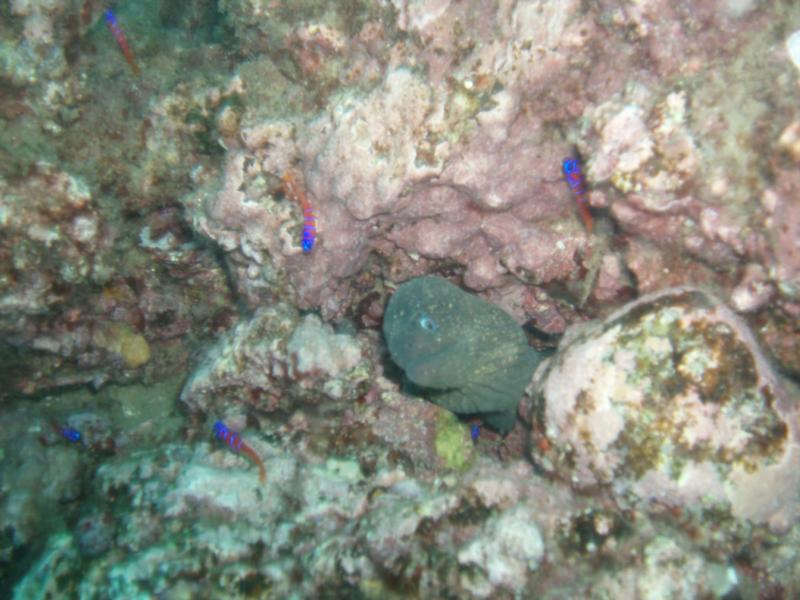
[418,314,438,331]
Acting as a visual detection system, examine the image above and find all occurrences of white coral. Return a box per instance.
[458,504,544,596]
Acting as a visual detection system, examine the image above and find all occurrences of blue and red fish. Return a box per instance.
[562,157,593,234]
[213,420,267,483]
[282,171,317,254]
[104,9,140,75]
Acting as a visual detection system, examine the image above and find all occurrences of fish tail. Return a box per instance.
[120,44,141,75]
[281,172,299,203]
[283,171,311,212]
[577,200,593,234]
[241,443,267,483]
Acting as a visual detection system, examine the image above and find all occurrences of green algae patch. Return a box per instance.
[434,411,475,472]
[107,374,184,435]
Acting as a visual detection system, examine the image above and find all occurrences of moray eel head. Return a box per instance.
[383,276,540,434]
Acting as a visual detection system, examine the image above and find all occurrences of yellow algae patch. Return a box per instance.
[94,323,151,368]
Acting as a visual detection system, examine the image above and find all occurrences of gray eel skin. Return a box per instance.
[383,276,541,434]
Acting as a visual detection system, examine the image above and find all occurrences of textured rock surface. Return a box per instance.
[457,505,545,597]
[179,302,370,418]
[532,287,800,535]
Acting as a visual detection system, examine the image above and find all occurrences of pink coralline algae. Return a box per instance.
[186,3,596,318]
[179,0,800,382]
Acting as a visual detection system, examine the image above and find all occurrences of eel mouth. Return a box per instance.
[405,359,437,388]
[404,349,456,389]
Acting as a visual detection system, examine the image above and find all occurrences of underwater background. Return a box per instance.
[1,0,800,598]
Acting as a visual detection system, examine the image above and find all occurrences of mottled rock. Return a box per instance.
[533,287,799,533]
[180,303,369,417]
[457,504,545,598]
[286,314,362,380]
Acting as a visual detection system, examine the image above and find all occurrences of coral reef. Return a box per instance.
[2,0,800,597]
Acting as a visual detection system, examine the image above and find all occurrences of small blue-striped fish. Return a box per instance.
[213,420,267,483]
[104,9,140,75]
[282,171,317,254]
[562,157,593,234]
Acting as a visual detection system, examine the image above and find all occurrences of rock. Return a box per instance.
[457,504,545,597]
[532,287,799,534]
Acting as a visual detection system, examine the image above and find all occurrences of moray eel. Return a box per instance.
[383,276,541,434]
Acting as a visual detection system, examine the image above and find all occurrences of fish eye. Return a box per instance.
[418,314,438,331]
